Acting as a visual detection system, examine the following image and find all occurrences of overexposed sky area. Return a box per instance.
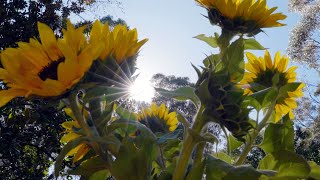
[73,0,318,86]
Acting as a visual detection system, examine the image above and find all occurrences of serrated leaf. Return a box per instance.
[244,38,265,50]
[260,117,294,153]
[205,155,276,180]
[194,34,219,48]
[155,87,200,109]
[258,150,310,179]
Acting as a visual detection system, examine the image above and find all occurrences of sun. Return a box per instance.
[129,73,155,102]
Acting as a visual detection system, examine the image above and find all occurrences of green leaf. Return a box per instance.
[203,54,220,68]
[107,119,157,140]
[157,129,183,144]
[229,134,243,151]
[244,38,265,50]
[278,82,302,97]
[248,87,277,108]
[111,138,158,179]
[54,137,88,178]
[260,117,294,153]
[69,156,109,176]
[258,150,311,179]
[191,63,202,79]
[90,170,111,180]
[84,85,128,104]
[222,37,245,81]
[115,104,137,121]
[194,34,219,48]
[212,152,232,164]
[308,161,320,180]
[155,87,200,109]
[206,155,276,180]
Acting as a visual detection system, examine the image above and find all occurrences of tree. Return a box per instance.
[0,0,123,178]
[288,0,320,68]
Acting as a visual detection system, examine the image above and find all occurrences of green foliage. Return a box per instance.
[260,117,294,153]
[221,37,245,81]
[206,155,276,180]
[0,99,67,179]
[155,87,200,109]
[258,150,311,179]
[244,38,265,50]
[194,33,219,48]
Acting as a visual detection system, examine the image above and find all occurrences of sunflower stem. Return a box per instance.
[234,101,276,165]
[173,105,205,180]
[68,92,111,165]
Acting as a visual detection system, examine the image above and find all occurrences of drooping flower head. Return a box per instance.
[90,20,148,64]
[60,107,91,163]
[136,103,179,133]
[196,0,287,35]
[241,50,304,122]
[0,20,102,107]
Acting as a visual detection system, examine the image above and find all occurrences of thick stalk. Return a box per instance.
[234,102,276,165]
[172,106,205,180]
[193,142,206,167]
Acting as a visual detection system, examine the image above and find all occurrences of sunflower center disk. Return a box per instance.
[255,70,288,89]
[38,58,65,81]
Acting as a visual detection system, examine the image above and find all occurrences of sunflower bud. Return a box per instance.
[196,69,252,141]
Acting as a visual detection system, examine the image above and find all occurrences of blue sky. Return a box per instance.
[74,0,317,86]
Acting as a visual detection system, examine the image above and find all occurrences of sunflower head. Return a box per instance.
[241,50,304,122]
[136,103,179,134]
[84,20,148,86]
[196,0,286,36]
[0,20,102,107]
[90,20,148,64]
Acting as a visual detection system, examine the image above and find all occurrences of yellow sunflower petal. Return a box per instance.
[37,22,61,61]
[0,88,28,107]
[61,132,81,143]
[73,144,90,163]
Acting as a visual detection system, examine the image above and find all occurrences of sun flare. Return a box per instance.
[129,73,155,102]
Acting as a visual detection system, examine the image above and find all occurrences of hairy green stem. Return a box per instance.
[173,106,205,180]
[234,102,276,165]
[193,142,206,167]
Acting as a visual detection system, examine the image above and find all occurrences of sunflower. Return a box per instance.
[196,0,286,35]
[0,20,102,107]
[241,50,304,122]
[136,103,179,133]
[90,20,148,64]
